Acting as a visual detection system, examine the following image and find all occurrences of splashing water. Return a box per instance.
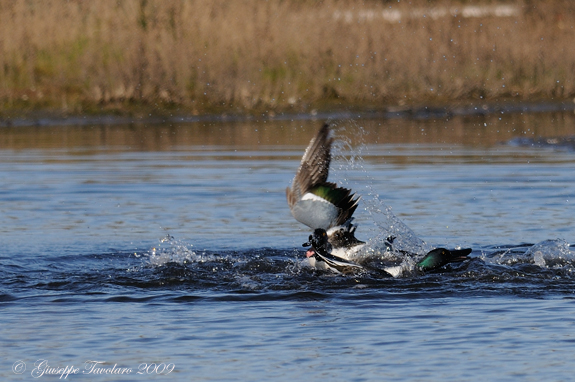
[147,235,210,267]
[485,239,574,269]
[328,120,430,258]
[528,239,574,268]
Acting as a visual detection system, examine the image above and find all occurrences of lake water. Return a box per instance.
[1,111,575,381]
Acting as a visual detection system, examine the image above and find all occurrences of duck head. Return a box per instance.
[416,247,472,272]
[302,228,331,258]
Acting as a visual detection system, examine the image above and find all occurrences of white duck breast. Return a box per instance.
[290,193,342,230]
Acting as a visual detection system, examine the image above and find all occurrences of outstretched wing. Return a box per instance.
[286,123,332,207]
[286,124,360,230]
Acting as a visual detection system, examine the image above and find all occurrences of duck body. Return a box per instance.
[325,219,366,259]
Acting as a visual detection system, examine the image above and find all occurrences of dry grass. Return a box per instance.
[1,0,574,116]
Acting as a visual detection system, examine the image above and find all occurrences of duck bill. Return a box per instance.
[450,248,472,262]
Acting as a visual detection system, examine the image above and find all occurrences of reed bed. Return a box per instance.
[1,0,574,116]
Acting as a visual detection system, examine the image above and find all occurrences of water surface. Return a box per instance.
[1,112,575,380]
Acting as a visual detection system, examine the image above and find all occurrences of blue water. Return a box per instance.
[1,114,575,380]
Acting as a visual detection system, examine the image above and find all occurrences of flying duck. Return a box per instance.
[288,123,472,275]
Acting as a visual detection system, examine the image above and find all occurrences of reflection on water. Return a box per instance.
[2,111,575,151]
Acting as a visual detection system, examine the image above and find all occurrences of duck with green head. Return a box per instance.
[287,123,472,275]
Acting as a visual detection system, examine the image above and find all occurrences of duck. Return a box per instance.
[303,228,472,275]
[286,123,365,261]
[287,123,472,275]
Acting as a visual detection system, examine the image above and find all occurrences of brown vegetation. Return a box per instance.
[1,0,574,116]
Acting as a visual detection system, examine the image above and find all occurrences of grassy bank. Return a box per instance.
[1,0,574,117]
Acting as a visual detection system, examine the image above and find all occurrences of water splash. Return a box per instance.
[146,235,217,267]
[484,239,574,269]
[527,239,574,268]
[327,119,430,257]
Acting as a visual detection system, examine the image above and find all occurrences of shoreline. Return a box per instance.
[2,99,575,128]
[2,1,575,122]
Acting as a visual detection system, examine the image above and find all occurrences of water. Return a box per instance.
[1,112,575,380]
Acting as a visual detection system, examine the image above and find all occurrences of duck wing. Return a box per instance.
[286,124,360,230]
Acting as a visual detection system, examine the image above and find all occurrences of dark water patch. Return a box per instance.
[0,293,18,303]
[3,241,574,303]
